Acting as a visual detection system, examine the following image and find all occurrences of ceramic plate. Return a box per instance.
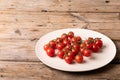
[35,28,116,72]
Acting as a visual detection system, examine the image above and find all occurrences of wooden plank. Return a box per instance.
[0,39,39,62]
[0,12,119,23]
[0,0,120,12]
[0,25,120,40]
[0,61,120,80]
[0,22,120,29]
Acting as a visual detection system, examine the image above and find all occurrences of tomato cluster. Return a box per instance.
[43,31,103,64]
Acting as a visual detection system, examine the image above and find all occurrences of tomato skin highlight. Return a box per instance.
[46,48,55,57]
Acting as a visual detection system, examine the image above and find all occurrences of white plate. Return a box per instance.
[35,28,116,72]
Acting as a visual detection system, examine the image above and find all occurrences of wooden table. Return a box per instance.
[0,0,120,80]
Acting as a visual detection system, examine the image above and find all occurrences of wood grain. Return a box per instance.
[0,61,120,80]
[0,0,120,12]
[0,11,119,23]
[0,26,120,40]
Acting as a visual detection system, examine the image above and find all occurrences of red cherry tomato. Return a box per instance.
[57,50,65,59]
[83,49,91,57]
[88,37,94,41]
[56,37,63,43]
[64,56,73,64]
[80,48,85,54]
[62,48,69,53]
[80,43,86,48]
[86,43,93,49]
[68,31,74,38]
[46,48,55,57]
[56,43,65,50]
[61,33,68,39]
[68,51,75,59]
[72,48,79,55]
[75,55,83,63]
[49,40,56,49]
[95,39,103,48]
[92,44,100,52]
[72,44,80,50]
[76,36,81,42]
[44,44,50,50]
[63,39,71,46]
[71,37,77,43]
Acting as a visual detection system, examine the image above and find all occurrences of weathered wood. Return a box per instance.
[0,61,120,80]
[0,26,120,40]
[0,0,120,12]
[0,12,119,23]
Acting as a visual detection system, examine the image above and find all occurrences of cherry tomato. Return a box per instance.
[80,43,86,48]
[49,40,56,49]
[63,39,71,46]
[46,48,55,57]
[72,48,79,55]
[83,49,91,57]
[68,31,74,38]
[56,37,63,43]
[80,48,85,54]
[75,55,83,63]
[62,47,69,53]
[86,43,93,49]
[84,39,94,45]
[61,33,68,39]
[92,44,100,52]
[68,51,75,59]
[95,39,103,48]
[72,43,80,50]
[84,40,89,45]
[64,56,73,64]
[76,36,81,42]
[44,44,50,50]
[57,50,65,59]
[71,37,77,43]
[65,44,71,50]
[88,37,94,41]
[56,43,65,50]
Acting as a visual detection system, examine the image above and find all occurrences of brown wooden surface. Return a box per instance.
[0,0,120,80]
